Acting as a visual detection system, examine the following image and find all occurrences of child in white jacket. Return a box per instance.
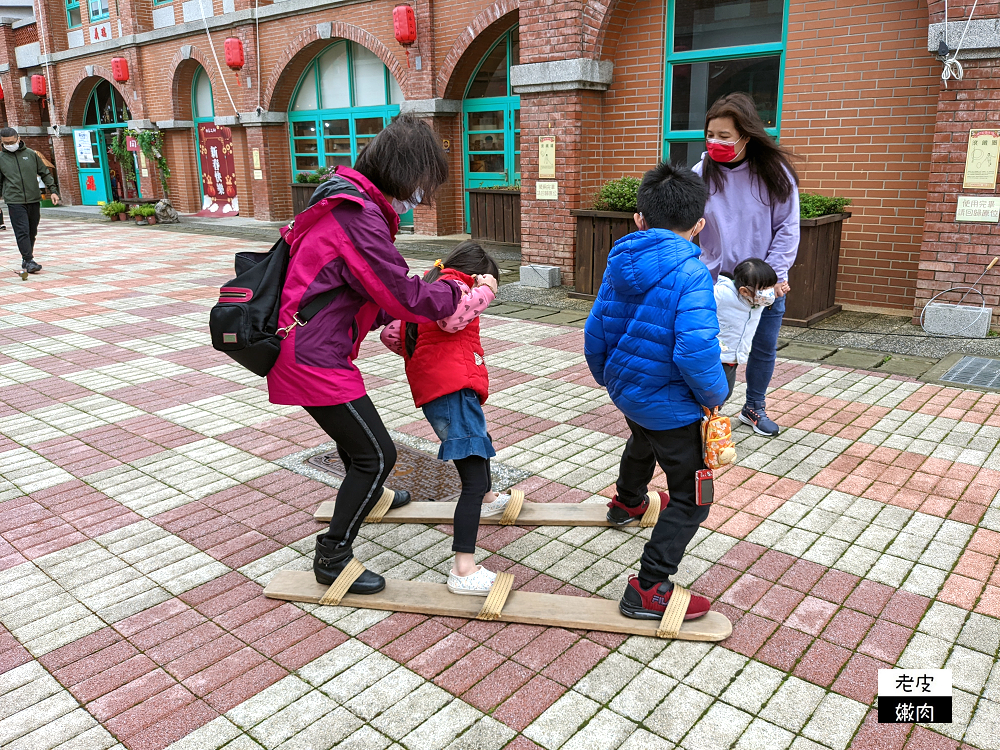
[715,258,778,402]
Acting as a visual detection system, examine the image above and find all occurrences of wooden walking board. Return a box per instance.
[313,490,666,528]
[264,570,732,642]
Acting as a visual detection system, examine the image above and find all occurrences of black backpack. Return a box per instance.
[209,234,344,376]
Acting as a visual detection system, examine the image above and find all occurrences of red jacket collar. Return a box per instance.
[335,165,400,239]
[435,267,475,287]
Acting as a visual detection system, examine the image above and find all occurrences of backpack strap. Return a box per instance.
[277,286,347,339]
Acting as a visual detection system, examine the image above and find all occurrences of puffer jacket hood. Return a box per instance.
[584,228,729,431]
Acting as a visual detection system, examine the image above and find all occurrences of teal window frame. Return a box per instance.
[192,67,215,203]
[80,79,141,201]
[88,0,109,22]
[66,0,82,28]
[153,0,173,5]
[662,0,789,162]
[287,40,403,177]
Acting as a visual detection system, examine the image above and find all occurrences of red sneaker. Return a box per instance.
[619,575,711,620]
[606,491,668,526]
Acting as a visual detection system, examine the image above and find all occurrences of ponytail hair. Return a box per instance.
[404,240,499,357]
[702,92,799,204]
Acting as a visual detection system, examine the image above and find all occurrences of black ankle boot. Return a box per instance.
[313,535,385,593]
[390,489,411,509]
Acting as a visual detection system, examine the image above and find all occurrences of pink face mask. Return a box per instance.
[706,137,746,162]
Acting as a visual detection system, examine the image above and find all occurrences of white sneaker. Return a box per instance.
[480,493,510,518]
[447,566,497,596]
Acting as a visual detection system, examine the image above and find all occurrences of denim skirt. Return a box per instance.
[421,389,496,461]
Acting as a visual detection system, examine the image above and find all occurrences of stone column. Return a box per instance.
[511,59,612,288]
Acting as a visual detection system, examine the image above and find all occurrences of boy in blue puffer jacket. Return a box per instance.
[585,161,729,622]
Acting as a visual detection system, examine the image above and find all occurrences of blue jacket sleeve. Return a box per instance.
[673,267,729,409]
[584,293,608,388]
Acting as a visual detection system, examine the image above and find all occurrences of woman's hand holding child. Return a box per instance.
[474,274,498,295]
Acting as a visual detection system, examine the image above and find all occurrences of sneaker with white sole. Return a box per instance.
[447,566,497,596]
[480,493,510,518]
[739,403,780,436]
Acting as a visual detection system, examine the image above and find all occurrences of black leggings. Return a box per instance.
[453,456,492,553]
[305,396,396,551]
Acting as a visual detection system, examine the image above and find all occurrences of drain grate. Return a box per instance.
[940,356,1000,388]
[307,442,462,502]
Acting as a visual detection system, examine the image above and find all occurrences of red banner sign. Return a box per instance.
[197,123,239,216]
[125,136,138,152]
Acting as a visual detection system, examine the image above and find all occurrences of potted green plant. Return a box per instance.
[128,205,146,225]
[571,177,640,297]
[291,166,335,215]
[101,201,127,221]
[467,182,521,245]
[786,194,852,326]
[141,204,158,225]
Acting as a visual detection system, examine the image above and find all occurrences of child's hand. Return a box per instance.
[474,274,498,295]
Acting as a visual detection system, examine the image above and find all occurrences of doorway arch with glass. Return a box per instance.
[192,66,215,204]
[73,79,140,205]
[287,40,412,225]
[462,25,520,229]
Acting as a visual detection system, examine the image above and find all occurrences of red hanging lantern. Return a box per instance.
[0,82,4,101]
[224,37,245,71]
[111,57,129,83]
[31,75,46,97]
[393,5,417,45]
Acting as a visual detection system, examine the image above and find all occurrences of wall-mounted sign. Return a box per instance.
[89,22,112,44]
[197,123,239,215]
[539,136,556,179]
[536,181,558,200]
[73,130,94,163]
[963,129,1000,190]
[252,148,261,170]
[125,135,138,152]
[955,194,1000,223]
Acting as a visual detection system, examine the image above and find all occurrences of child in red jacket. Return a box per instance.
[381,242,508,595]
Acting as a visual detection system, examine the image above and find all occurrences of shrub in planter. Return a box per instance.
[101,201,126,221]
[592,176,640,213]
[128,205,146,224]
[137,205,158,224]
[786,192,853,326]
[799,193,851,219]
[294,166,337,185]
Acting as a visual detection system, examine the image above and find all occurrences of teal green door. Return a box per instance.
[74,129,108,205]
[462,26,520,230]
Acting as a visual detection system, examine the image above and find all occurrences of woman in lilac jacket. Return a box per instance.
[268,115,465,595]
[692,93,800,438]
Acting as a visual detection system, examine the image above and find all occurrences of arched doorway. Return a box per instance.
[73,79,141,205]
[192,66,215,206]
[287,40,411,223]
[462,25,520,228]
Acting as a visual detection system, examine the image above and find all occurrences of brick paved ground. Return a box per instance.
[3,218,1000,749]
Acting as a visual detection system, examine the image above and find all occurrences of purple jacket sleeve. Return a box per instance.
[766,181,800,283]
[337,202,461,323]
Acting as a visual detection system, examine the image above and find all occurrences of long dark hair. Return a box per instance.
[404,241,499,357]
[701,92,799,204]
[354,113,449,201]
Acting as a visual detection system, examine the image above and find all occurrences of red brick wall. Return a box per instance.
[13,22,37,46]
[781,0,939,312]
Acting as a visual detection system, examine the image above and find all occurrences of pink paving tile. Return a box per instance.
[485,623,544,657]
[750,585,805,622]
[203,661,288,714]
[719,574,772,610]
[723,613,778,657]
[849,709,910,750]
[778,558,827,593]
[756,626,813,671]
[882,590,931,629]
[692,564,742,599]
[793,639,851,687]
[407,632,478,679]
[822,608,876,650]
[492,674,567,732]
[164,633,246,682]
[181,647,266,697]
[504,738,546,750]
[905,726,959,750]
[0,625,32,676]
[456,620,505,643]
[512,627,578,670]
[811,569,860,604]
[937,574,985,609]
[832,653,891,704]
[273,627,348,671]
[434,646,506,695]
[786,596,838,636]
[87,669,178,721]
[716,541,768,571]
[541,639,610,686]
[844,579,895,617]
[118,698,218,750]
[380,619,453,663]
[39,628,126,672]
[460,660,534,712]
[859,620,913,664]
[975,585,1000,618]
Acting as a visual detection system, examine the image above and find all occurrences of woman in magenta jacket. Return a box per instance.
[693,93,800,438]
[268,115,462,595]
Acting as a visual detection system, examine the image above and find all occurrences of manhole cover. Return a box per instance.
[940,356,1000,388]
[307,442,462,502]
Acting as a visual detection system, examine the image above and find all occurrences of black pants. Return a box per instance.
[7,202,40,264]
[305,396,396,552]
[452,456,492,554]
[616,417,709,585]
[723,363,738,403]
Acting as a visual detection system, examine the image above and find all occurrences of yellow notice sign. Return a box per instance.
[963,129,1000,190]
[539,136,556,179]
[536,181,558,200]
[252,148,261,170]
[955,194,1000,223]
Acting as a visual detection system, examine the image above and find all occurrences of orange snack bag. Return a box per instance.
[702,407,736,469]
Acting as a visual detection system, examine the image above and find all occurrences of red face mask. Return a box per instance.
[706,137,745,162]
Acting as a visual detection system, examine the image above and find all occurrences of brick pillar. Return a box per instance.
[916,11,1000,328]
[162,127,202,213]
[0,20,41,131]
[51,131,81,205]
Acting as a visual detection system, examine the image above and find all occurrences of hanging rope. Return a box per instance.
[255,0,263,112]
[940,0,978,86]
[198,0,239,117]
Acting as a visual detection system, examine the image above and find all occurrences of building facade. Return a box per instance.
[0,0,995,323]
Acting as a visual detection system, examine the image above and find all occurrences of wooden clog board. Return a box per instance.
[314,500,624,527]
[264,570,732,642]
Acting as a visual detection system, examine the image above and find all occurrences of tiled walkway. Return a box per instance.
[2,219,1000,750]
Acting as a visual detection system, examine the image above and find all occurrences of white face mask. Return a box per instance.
[391,188,423,215]
[3,143,18,152]
[754,287,776,307]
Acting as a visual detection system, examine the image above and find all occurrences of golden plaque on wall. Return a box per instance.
[539,136,556,179]
[963,129,1000,190]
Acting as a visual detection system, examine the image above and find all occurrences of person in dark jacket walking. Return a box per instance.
[585,161,728,622]
[0,127,60,274]
[266,115,462,596]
